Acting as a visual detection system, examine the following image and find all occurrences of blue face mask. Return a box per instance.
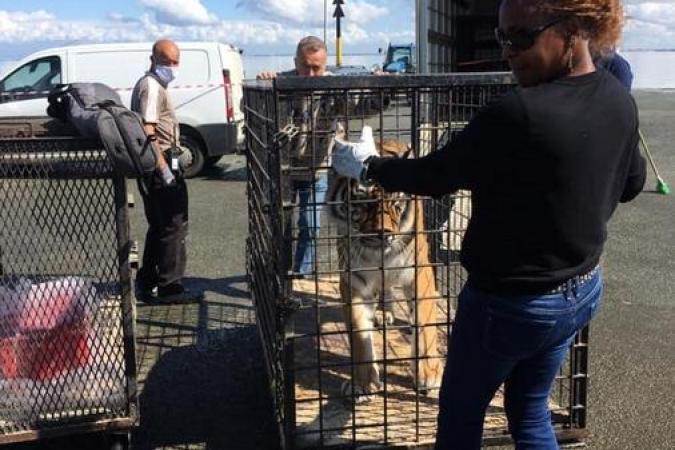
[154,65,178,84]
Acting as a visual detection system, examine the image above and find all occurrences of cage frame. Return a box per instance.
[0,136,138,446]
[244,73,589,449]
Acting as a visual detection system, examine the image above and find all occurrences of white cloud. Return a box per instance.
[0,9,298,47]
[3,2,672,55]
[0,60,16,76]
[348,2,389,26]
[0,10,142,43]
[625,2,675,49]
[237,0,388,27]
[626,2,675,28]
[624,19,675,50]
[140,0,218,26]
[0,6,391,53]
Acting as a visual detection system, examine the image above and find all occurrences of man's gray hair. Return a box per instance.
[296,36,327,57]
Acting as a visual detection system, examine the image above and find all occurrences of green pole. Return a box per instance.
[639,130,670,195]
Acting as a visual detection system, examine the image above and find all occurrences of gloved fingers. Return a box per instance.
[334,126,374,145]
[359,126,374,144]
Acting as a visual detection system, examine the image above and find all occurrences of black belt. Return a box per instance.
[547,265,600,294]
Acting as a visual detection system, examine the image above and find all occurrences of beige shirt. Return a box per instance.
[131,72,179,151]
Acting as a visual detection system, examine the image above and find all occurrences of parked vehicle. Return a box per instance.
[382,43,416,74]
[0,41,245,177]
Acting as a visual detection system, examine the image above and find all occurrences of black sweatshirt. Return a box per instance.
[368,70,646,295]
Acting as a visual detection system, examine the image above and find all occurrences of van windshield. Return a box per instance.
[0,56,62,94]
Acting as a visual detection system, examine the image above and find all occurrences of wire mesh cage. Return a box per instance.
[244,74,589,449]
[0,137,137,445]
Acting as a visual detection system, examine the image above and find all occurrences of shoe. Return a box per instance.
[155,284,204,304]
[135,278,158,302]
[137,286,158,302]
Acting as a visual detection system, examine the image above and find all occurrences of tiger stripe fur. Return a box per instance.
[327,139,443,401]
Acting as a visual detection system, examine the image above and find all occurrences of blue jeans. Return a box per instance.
[435,270,603,450]
[293,174,327,275]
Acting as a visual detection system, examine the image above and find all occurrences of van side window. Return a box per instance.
[0,56,62,100]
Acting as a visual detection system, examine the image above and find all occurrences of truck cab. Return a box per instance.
[382,44,416,74]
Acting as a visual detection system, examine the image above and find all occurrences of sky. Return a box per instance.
[1,0,675,66]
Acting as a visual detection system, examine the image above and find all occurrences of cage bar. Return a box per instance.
[245,74,588,449]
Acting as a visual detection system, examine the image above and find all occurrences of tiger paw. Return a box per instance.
[414,360,443,398]
[341,378,382,404]
[373,310,395,328]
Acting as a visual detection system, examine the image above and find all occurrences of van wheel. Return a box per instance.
[179,133,205,178]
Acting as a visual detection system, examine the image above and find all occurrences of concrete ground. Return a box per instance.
[584,90,675,450]
[5,90,673,450]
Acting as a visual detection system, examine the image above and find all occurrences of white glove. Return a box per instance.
[159,165,176,186]
[332,126,379,180]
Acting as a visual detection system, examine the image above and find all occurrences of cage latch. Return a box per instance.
[273,124,300,146]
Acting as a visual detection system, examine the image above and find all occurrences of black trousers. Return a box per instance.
[137,175,188,288]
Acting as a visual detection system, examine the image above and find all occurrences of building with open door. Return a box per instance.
[416,0,509,73]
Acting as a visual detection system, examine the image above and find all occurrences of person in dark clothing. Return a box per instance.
[131,39,203,304]
[597,51,633,90]
[332,0,645,448]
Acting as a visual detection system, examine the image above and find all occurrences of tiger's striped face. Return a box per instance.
[329,140,414,246]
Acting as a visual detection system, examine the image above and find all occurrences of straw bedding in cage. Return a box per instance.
[290,276,546,448]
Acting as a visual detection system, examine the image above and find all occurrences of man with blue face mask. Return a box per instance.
[131,39,202,304]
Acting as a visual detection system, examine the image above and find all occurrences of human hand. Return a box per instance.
[158,165,176,186]
[256,71,278,80]
[332,126,379,180]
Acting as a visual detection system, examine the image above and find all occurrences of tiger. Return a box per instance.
[327,138,443,401]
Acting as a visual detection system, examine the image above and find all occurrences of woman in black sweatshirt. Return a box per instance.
[332,0,645,448]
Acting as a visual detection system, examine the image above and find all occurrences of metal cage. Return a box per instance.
[244,74,589,449]
[0,137,137,446]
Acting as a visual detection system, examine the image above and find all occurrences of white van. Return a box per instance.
[0,41,244,177]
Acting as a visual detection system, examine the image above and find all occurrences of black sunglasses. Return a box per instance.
[494,18,565,52]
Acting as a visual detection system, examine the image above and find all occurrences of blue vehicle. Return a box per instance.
[382,43,416,74]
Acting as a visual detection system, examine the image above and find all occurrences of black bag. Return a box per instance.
[47,83,156,179]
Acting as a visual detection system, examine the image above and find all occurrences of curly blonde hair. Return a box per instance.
[536,0,624,55]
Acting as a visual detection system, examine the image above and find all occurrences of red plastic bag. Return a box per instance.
[0,277,94,380]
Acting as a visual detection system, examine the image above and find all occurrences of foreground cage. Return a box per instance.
[0,137,137,447]
[244,74,589,449]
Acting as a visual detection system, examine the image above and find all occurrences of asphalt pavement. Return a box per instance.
[583,90,674,450]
